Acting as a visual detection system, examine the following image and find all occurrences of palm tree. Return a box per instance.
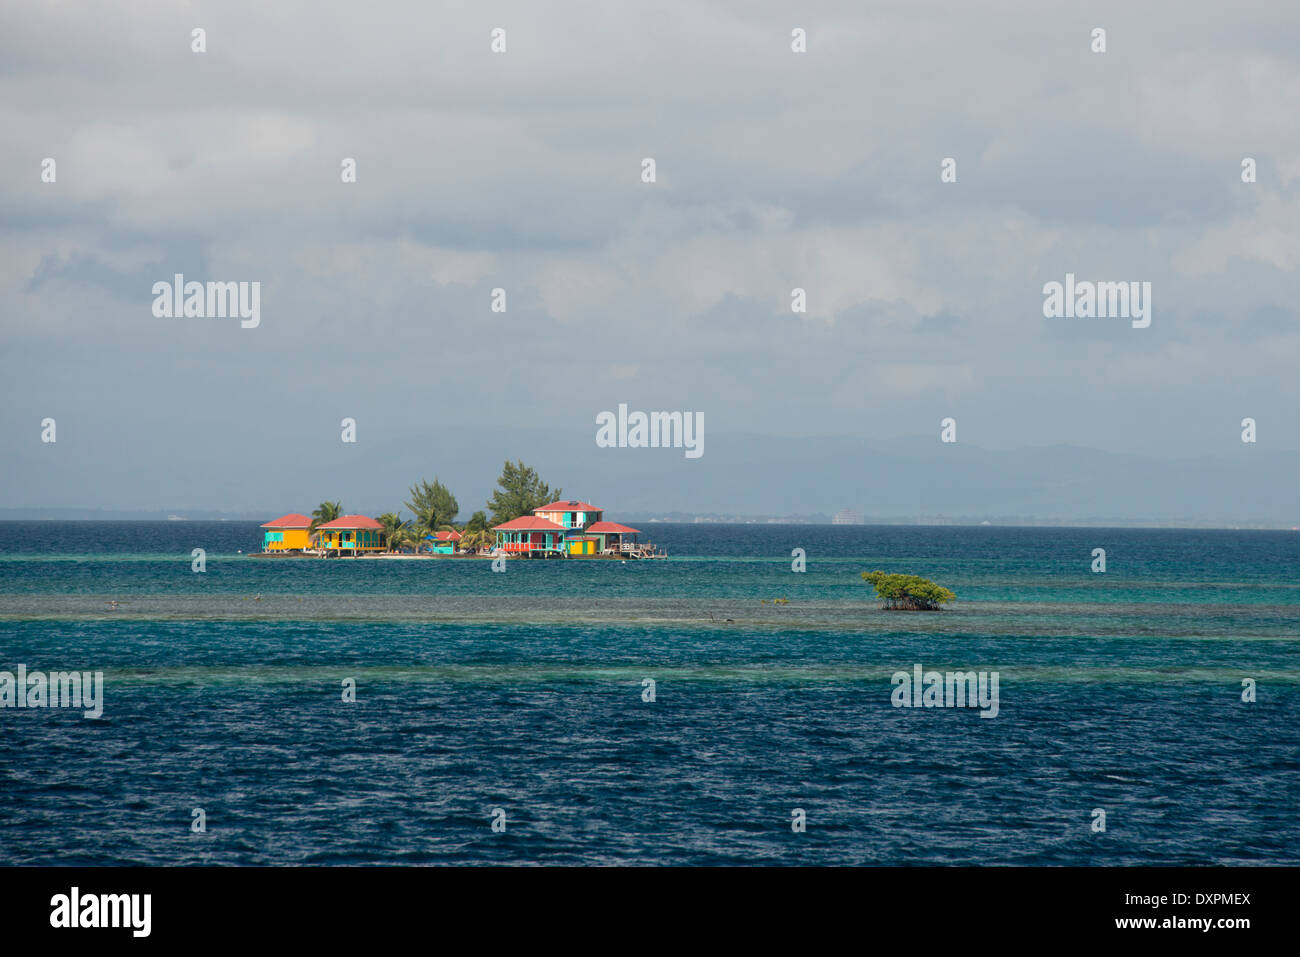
[310,501,343,548]
[391,527,418,554]
[377,512,410,553]
[459,528,494,554]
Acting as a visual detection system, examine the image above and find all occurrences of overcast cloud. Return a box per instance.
[2,1,1297,517]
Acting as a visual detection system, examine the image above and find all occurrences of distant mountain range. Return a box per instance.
[4,428,1296,527]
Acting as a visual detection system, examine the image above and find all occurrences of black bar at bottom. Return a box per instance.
[0,866,1279,943]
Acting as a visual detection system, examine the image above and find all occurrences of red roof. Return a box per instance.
[534,500,601,513]
[316,514,384,530]
[586,521,640,534]
[433,530,462,541]
[493,516,566,531]
[261,513,312,528]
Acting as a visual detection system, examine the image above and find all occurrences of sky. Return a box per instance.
[2,1,1298,521]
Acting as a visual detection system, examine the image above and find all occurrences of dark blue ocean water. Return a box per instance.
[0,522,1296,865]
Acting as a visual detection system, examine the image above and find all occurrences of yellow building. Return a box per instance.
[261,513,313,552]
[567,536,598,555]
[315,515,386,554]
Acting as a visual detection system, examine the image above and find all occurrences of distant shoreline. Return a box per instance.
[249,551,488,560]
[0,516,1295,531]
[246,551,644,560]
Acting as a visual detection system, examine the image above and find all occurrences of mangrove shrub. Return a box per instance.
[861,570,955,611]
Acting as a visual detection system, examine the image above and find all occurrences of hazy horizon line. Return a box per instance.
[1,509,1295,532]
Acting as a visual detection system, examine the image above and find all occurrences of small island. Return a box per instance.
[254,459,666,560]
[861,570,955,610]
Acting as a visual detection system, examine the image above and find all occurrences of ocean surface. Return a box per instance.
[1,521,1296,865]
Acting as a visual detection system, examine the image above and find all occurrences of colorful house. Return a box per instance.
[315,514,386,554]
[492,501,648,558]
[260,513,313,552]
[427,530,462,555]
[535,499,605,554]
[565,535,600,556]
[532,500,604,530]
[585,521,641,555]
[492,515,566,556]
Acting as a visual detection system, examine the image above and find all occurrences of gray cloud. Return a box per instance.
[1,1,1298,517]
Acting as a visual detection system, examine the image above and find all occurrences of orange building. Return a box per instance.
[260,513,313,552]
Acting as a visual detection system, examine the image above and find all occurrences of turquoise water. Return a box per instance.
[0,522,1296,864]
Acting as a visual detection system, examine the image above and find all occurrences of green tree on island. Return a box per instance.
[377,512,411,553]
[405,479,459,548]
[459,529,493,553]
[486,460,561,525]
[389,527,418,554]
[456,510,493,553]
[310,500,343,545]
[861,571,956,611]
